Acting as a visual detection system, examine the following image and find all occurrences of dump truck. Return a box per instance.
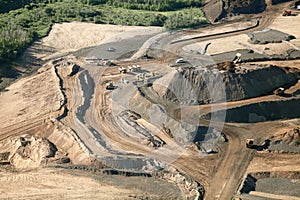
[246,139,254,148]
[282,10,292,16]
[106,82,115,90]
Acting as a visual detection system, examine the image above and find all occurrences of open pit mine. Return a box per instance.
[1,0,300,199]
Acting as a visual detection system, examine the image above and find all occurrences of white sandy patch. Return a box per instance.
[24,22,163,60]
[270,14,300,49]
[43,22,163,52]
[182,14,300,56]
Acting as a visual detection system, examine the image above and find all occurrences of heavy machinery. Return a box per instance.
[232,53,242,64]
[246,139,254,148]
[118,67,127,74]
[282,10,292,16]
[106,81,116,90]
[273,87,285,96]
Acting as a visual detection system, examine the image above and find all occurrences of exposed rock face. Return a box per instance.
[268,127,300,153]
[228,0,266,14]
[129,88,223,146]
[203,0,227,23]
[0,135,69,168]
[271,0,291,4]
[151,65,298,104]
[205,98,300,123]
[204,0,266,22]
[154,166,205,200]
[272,127,300,145]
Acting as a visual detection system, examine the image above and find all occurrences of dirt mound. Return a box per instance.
[272,127,300,144]
[267,127,300,152]
[0,135,70,168]
[248,29,296,44]
[151,64,299,104]
[204,0,266,22]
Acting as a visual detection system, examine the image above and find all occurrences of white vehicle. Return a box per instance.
[107,47,115,52]
[176,58,185,63]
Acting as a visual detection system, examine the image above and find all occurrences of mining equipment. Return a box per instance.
[282,10,292,16]
[246,139,254,148]
[106,81,116,90]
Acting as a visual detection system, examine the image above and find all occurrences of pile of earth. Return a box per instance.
[148,64,299,104]
[268,127,300,152]
[248,29,296,44]
[0,135,70,168]
[203,0,267,22]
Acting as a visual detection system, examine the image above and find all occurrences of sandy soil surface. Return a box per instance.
[26,22,163,60]
[0,65,63,129]
[2,2,300,200]
[183,12,300,56]
[247,153,300,173]
[0,168,182,200]
[270,13,300,48]
[187,33,296,56]
[0,168,126,200]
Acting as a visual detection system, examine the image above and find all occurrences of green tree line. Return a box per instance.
[0,0,208,64]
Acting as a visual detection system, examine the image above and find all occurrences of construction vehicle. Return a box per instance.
[273,87,285,96]
[118,67,127,74]
[106,81,115,90]
[246,139,254,148]
[282,10,292,16]
[232,53,242,64]
[176,58,185,63]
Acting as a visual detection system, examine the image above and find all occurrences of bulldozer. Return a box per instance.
[246,139,254,148]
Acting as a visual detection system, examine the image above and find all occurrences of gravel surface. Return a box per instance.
[211,49,266,63]
[269,141,300,153]
[79,34,157,60]
[248,28,295,44]
[256,178,300,197]
[73,169,184,199]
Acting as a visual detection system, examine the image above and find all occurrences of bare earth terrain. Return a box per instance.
[1,1,300,200]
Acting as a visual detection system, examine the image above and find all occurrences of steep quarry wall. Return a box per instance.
[151,65,298,104]
[229,0,266,14]
[44,119,102,166]
[129,88,222,146]
[217,98,300,123]
[271,0,291,5]
[204,0,266,22]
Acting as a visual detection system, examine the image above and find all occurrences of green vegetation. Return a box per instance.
[104,0,203,11]
[0,0,208,65]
